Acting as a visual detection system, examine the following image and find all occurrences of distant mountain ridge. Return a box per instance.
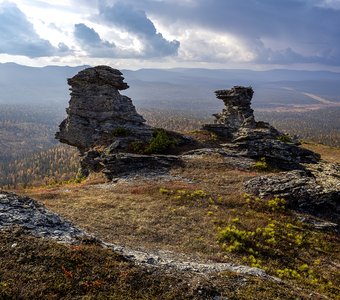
[1,63,340,111]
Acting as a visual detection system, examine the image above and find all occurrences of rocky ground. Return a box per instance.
[1,67,339,299]
[1,141,340,298]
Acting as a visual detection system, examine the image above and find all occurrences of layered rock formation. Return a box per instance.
[203,86,320,170]
[201,86,340,221]
[203,87,257,138]
[56,65,152,152]
[55,68,338,221]
[56,66,187,177]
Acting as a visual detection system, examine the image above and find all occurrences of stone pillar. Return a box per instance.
[56,66,147,151]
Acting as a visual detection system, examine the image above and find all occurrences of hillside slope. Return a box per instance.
[8,143,338,300]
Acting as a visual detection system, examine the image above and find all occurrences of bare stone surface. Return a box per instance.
[0,192,86,242]
[102,153,183,180]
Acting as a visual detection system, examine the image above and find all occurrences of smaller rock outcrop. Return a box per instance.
[203,86,320,170]
[203,87,257,138]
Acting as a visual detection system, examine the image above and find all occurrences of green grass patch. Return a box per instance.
[215,193,340,298]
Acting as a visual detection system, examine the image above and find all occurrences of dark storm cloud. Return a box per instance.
[74,23,117,57]
[97,1,180,57]
[0,2,69,57]
[124,0,340,65]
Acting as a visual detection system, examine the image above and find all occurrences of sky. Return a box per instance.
[1,0,340,70]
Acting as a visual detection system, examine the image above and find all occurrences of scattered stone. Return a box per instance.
[296,216,338,232]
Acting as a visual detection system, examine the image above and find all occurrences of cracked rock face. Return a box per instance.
[56,66,151,152]
[213,87,256,130]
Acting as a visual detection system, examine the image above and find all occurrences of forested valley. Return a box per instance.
[1,104,339,189]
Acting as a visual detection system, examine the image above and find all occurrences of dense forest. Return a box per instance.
[256,108,340,147]
[0,104,339,189]
[0,145,79,188]
[0,104,64,162]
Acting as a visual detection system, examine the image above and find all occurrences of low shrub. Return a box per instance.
[277,134,293,143]
[110,127,131,137]
[144,129,178,154]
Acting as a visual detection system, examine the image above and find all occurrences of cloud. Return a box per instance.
[97,1,180,57]
[314,0,340,10]
[134,0,340,65]
[74,23,117,57]
[74,23,142,58]
[2,0,340,67]
[73,23,145,59]
[177,28,254,63]
[0,1,69,57]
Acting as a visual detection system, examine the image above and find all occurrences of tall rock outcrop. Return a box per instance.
[203,87,256,138]
[56,66,152,152]
[56,66,187,177]
[203,86,279,140]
